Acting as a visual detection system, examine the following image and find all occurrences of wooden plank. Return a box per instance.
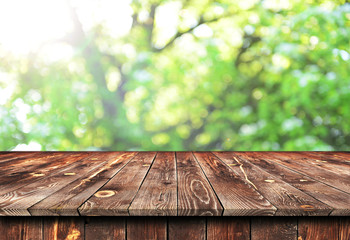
[0,216,42,240]
[168,217,205,240]
[302,152,350,166]
[0,152,38,163]
[43,217,84,240]
[251,217,297,240]
[0,152,73,188]
[79,152,156,216]
[214,152,331,216]
[207,217,250,240]
[85,217,125,240]
[235,152,350,216]
[308,151,350,162]
[193,152,276,216]
[29,152,137,216]
[0,152,17,160]
[298,217,338,240]
[0,152,72,181]
[263,152,350,194]
[129,152,177,216]
[286,152,350,176]
[127,217,166,240]
[0,153,112,216]
[326,152,350,162]
[0,152,72,173]
[339,217,350,240]
[177,152,223,216]
[0,153,90,196]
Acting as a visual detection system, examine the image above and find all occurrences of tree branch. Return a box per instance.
[152,13,233,52]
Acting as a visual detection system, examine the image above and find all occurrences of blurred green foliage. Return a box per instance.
[0,0,350,151]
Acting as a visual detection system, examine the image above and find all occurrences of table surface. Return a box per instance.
[0,151,349,216]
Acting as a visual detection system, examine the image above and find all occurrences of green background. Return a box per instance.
[1,0,350,151]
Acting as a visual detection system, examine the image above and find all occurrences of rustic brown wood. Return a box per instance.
[194,152,276,216]
[339,217,350,240]
[129,152,177,216]
[43,217,84,240]
[251,217,297,240]
[0,216,43,240]
[0,152,90,196]
[0,216,349,239]
[319,152,350,162]
[85,217,125,240]
[177,152,222,216]
[263,152,350,194]
[298,217,339,240]
[168,217,206,240]
[0,152,18,160]
[0,153,111,216]
[214,152,331,216]
[235,152,350,216]
[0,152,67,174]
[207,217,250,240]
[0,151,350,217]
[285,152,350,177]
[127,217,166,240]
[79,152,155,216]
[0,152,38,163]
[0,152,88,179]
[301,152,350,167]
[30,152,137,216]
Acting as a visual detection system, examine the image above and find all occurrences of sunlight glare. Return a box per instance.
[0,0,133,58]
[0,0,72,55]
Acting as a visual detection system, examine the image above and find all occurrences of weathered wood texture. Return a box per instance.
[207,217,250,240]
[251,217,297,240]
[85,217,125,240]
[79,152,153,216]
[43,217,84,240]
[298,217,339,240]
[0,151,349,216]
[129,152,177,216]
[194,152,276,216]
[176,152,222,216]
[168,217,206,240]
[127,217,167,240]
[0,216,349,239]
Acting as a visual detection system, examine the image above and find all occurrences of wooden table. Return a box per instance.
[0,151,349,239]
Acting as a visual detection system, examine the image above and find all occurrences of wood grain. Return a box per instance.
[194,152,276,216]
[30,152,137,216]
[127,217,166,240]
[214,152,331,216]
[285,152,350,176]
[298,217,338,240]
[0,152,38,163]
[264,152,350,194]
[169,217,205,240]
[0,153,108,216]
[0,216,43,240]
[251,217,297,240]
[339,217,350,240]
[43,217,84,240]
[79,152,156,216]
[177,152,222,216]
[129,152,177,216]
[0,152,89,196]
[0,152,68,175]
[207,217,250,240]
[235,152,350,216]
[0,151,349,217]
[85,217,125,240]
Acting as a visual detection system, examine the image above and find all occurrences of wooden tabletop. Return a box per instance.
[0,151,349,216]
